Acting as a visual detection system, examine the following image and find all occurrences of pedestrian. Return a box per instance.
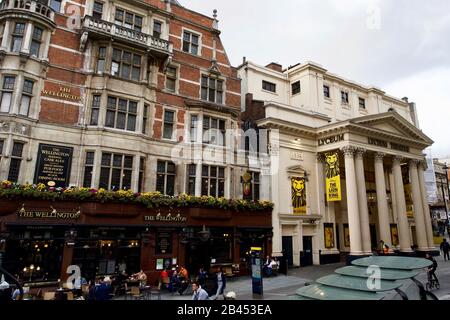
[213,267,226,300]
[191,281,209,301]
[379,240,385,255]
[197,267,207,288]
[426,253,439,283]
[441,238,450,261]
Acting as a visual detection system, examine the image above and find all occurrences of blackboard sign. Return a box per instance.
[156,231,172,255]
[34,144,73,188]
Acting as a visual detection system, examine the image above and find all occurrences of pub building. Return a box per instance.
[0,0,272,286]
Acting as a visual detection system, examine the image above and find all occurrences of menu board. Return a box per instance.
[156,231,172,255]
[34,144,73,188]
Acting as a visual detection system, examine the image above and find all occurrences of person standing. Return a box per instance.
[441,238,450,261]
[213,267,226,300]
[191,281,209,300]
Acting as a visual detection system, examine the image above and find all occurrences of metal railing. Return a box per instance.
[83,16,172,53]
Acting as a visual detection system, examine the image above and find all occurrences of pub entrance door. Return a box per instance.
[282,236,294,267]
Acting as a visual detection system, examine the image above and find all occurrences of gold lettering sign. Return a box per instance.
[41,86,82,102]
[17,204,81,220]
[325,152,342,202]
[291,177,307,215]
[144,214,187,223]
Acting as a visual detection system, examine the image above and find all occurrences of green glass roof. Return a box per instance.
[296,284,385,300]
[335,266,420,280]
[316,274,402,292]
[352,256,432,270]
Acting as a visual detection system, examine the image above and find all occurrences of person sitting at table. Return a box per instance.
[168,270,180,293]
[159,268,169,290]
[132,270,147,287]
[94,277,113,301]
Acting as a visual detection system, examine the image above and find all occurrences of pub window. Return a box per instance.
[201,76,223,104]
[359,97,366,109]
[182,31,199,55]
[138,157,145,193]
[201,165,225,198]
[8,142,24,182]
[30,26,43,58]
[90,95,101,125]
[190,115,198,142]
[262,80,276,93]
[165,66,177,92]
[0,76,15,113]
[50,0,62,12]
[153,20,162,38]
[0,140,4,162]
[250,171,260,201]
[99,153,133,191]
[142,104,149,134]
[82,151,95,188]
[19,79,34,116]
[156,160,175,196]
[291,81,301,95]
[115,8,143,32]
[323,85,330,98]
[93,1,104,20]
[162,110,174,140]
[202,116,225,146]
[11,22,25,53]
[187,164,196,195]
[341,91,349,104]
[111,48,141,82]
[105,96,137,132]
[96,46,106,74]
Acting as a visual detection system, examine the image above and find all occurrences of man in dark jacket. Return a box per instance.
[440,239,450,261]
[213,267,226,300]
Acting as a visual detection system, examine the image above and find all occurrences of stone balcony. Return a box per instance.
[81,16,173,57]
[0,0,55,27]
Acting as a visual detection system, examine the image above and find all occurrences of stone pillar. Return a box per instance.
[270,132,282,256]
[392,157,412,252]
[374,153,392,248]
[355,148,372,254]
[418,161,435,248]
[409,160,429,251]
[195,162,202,196]
[342,146,363,255]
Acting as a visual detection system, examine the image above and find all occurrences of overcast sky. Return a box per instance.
[182,0,450,159]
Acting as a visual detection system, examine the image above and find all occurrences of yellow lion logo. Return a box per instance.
[292,178,306,209]
[325,153,340,179]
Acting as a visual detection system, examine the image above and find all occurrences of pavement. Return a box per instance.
[112,253,450,301]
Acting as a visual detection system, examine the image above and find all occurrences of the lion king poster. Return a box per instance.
[325,152,342,202]
[291,177,307,215]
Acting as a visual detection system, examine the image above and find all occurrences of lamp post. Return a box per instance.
[443,163,450,233]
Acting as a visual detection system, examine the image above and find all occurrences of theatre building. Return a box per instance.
[0,0,272,284]
[239,60,436,267]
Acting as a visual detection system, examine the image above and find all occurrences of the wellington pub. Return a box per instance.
[0,198,272,285]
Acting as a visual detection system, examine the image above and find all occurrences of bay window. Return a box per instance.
[105,96,137,132]
[30,26,43,58]
[201,76,223,104]
[90,95,101,125]
[19,79,34,116]
[82,151,95,188]
[99,153,133,191]
[202,116,225,146]
[111,48,141,81]
[11,22,25,53]
[8,142,24,183]
[201,165,225,197]
[0,76,15,113]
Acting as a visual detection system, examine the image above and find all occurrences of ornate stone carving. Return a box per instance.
[0,120,10,132]
[392,156,404,165]
[341,146,355,158]
[374,152,386,161]
[79,31,89,51]
[408,159,421,168]
[418,160,428,171]
[13,123,31,136]
[354,148,366,159]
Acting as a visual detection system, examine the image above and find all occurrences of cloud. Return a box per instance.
[182,0,450,157]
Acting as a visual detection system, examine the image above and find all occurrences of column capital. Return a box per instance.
[374,152,386,161]
[341,146,356,158]
[355,148,366,159]
[392,156,404,166]
[408,159,421,168]
[418,160,428,171]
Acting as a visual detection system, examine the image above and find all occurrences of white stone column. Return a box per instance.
[270,132,282,256]
[195,162,202,196]
[418,161,435,249]
[392,156,412,252]
[355,148,372,254]
[131,154,141,192]
[374,153,392,248]
[1,21,11,50]
[21,22,34,54]
[342,146,363,255]
[409,160,430,251]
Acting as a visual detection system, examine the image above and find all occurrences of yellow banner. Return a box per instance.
[325,152,342,202]
[292,177,307,215]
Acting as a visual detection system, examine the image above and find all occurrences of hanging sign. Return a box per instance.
[325,152,342,202]
[291,177,307,215]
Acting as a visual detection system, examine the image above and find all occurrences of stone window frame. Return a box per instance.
[11,21,26,53]
[201,164,225,198]
[82,150,96,188]
[186,163,196,196]
[341,90,350,106]
[89,94,101,125]
[156,160,176,196]
[8,141,25,183]
[262,80,276,93]
[202,114,226,146]
[0,139,4,165]
[323,84,331,100]
[110,47,143,82]
[164,64,179,93]
[99,152,134,191]
[138,156,146,193]
[30,25,43,58]
[114,7,144,32]
[92,1,104,20]
[291,80,301,96]
[105,95,138,132]
[358,96,366,109]
[200,74,225,105]
[152,19,163,39]
[0,75,16,113]
[18,78,34,117]
[247,171,261,201]
[161,107,177,141]
[181,27,202,56]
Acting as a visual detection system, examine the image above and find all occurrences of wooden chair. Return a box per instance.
[130,286,143,300]
[66,292,74,301]
[43,292,55,300]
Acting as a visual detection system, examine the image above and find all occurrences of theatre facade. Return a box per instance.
[240,60,436,267]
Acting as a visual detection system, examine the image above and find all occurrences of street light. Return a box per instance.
[442,163,450,233]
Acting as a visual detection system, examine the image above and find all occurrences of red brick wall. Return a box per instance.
[39,99,79,125]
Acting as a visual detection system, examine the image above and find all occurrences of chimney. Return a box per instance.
[402,97,409,103]
[265,62,283,72]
